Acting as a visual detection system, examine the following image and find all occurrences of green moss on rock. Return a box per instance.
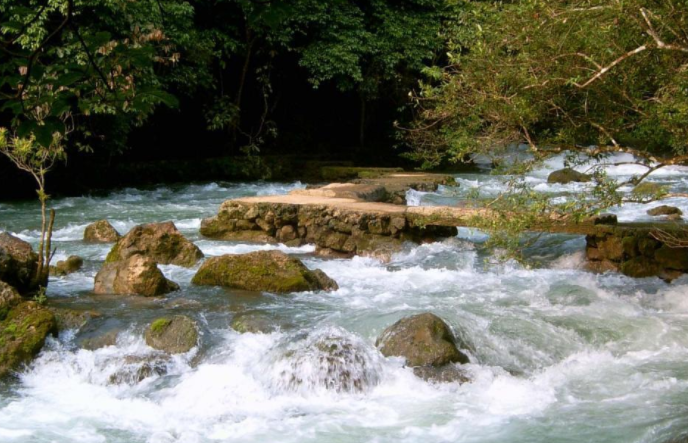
[0,301,57,378]
[192,251,338,293]
[145,315,198,354]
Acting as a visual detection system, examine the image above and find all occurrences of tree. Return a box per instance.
[0,0,181,288]
[407,0,688,171]
[402,0,688,255]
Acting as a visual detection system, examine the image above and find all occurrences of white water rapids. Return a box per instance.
[0,157,687,443]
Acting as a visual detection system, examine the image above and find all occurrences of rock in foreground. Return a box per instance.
[547,168,592,184]
[106,221,203,267]
[0,232,38,295]
[84,220,121,243]
[376,313,469,367]
[145,315,198,354]
[94,255,179,297]
[0,301,57,378]
[192,251,338,293]
[0,280,22,320]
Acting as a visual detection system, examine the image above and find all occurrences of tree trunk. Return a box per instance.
[359,96,366,148]
[232,32,255,143]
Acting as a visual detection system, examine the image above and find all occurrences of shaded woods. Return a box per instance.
[0,0,450,197]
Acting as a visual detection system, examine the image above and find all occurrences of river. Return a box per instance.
[1,156,688,443]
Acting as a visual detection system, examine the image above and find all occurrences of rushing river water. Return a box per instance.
[1,156,688,443]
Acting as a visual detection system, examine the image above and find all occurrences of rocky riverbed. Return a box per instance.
[0,170,688,443]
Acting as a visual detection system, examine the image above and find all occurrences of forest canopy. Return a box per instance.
[2,0,688,195]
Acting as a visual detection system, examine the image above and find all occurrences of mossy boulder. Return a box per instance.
[647,205,683,217]
[144,315,198,354]
[0,232,38,295]
[0,301,58,378]
[105,221,203,267]
[547,168,592,184]
[0,280,22,321]
[83,220,121,243]
[655,246,688,270]
[49,255,84,277]
[192,251,338,293]
[376,313,469,367]
[94,255,180,297]
[619,257,661,278]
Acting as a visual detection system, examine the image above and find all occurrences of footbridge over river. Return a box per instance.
[200,170,688,280]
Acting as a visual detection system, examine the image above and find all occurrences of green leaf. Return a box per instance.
[54,71,84,87]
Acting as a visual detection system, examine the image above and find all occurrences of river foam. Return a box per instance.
[1,179,688,442]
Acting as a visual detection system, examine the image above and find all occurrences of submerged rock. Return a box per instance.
[145,315,198,354]
[50,255,84,277]
[105,221,203,267]
[47,306,101,332]
[192,251,338,293]
[275,329,382,393]
[413,365,470,384]
[0,301,58,378]
[547,168,592,184]
[376,313,469,368]
[108,355,169,385]
[94,255,179,297]
[0,232,38,295]
[0,280,22,321]
[230,311,288,334]
[647,205,683,217]
[83,220,121,243]
[79,328,120,350]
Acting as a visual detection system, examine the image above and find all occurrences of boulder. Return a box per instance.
[547,168,592,184]
[0,232,38,294]
[105,221,203,267]
[50,255,84,276]
[376,313,469,367]
[192,251,338,293]
[83,220,121,243]
[647,205,683,217]
[144,315,198,354]
[0,280,22,321]
[0,301,58,378]
[94,255,180,297]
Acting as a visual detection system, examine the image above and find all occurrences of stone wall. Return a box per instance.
[586,226,688,280]
[201,201,457,261]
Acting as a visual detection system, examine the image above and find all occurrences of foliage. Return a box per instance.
[406,0,688,170]
[403,0,688,258]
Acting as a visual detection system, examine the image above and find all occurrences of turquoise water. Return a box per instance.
[0,173,686,443]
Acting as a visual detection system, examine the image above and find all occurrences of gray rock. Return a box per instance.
[145,315,198,354]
